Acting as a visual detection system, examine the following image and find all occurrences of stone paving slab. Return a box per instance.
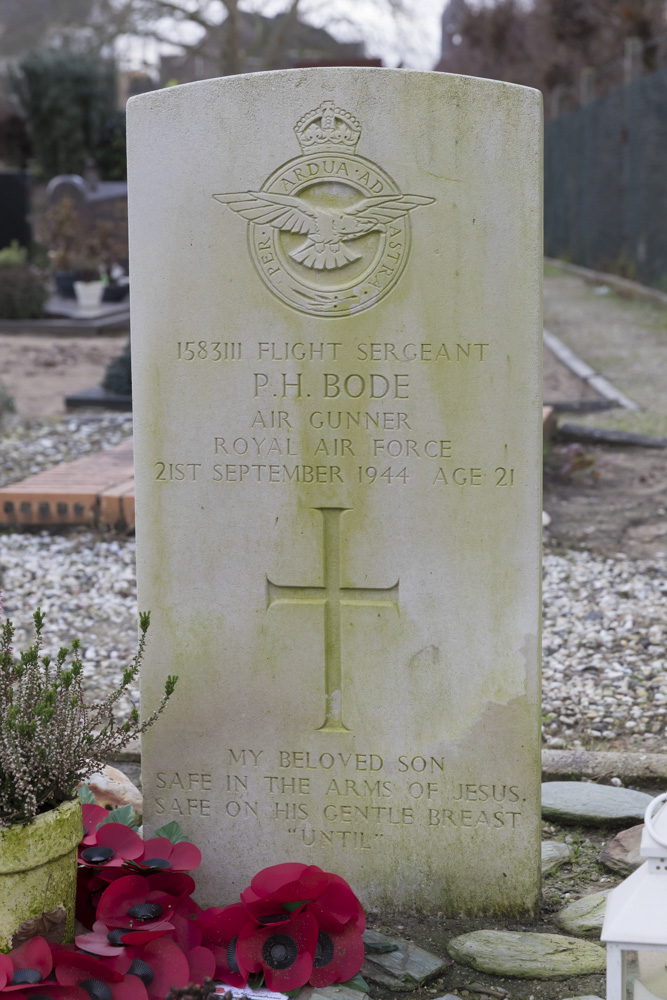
[0,439,134,529]
[542,781,654,826]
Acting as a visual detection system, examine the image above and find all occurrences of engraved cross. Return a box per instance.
[267,507,399,733]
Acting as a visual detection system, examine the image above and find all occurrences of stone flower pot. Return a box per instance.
[0,798,83,951]
[74,280,104,310]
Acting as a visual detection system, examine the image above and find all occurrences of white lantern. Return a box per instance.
[602,792,667,1000]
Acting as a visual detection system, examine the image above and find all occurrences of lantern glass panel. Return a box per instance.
[623,949,667,1000]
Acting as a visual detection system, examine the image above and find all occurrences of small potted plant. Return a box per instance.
[0,599,177,952]
[72,246,104,309]
[94,220,130,303]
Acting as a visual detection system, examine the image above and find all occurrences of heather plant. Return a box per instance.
[0,601,177,826]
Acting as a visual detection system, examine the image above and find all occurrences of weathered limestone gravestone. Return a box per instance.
[129,68,543,915]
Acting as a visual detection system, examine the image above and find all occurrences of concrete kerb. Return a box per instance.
[543,328,639,412]
[546,256,667,310]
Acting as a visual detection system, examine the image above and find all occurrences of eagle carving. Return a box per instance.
[213,191,435,271]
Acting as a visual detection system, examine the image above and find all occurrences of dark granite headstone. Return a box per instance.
[0,173,30,249]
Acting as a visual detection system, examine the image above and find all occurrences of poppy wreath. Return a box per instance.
[196,862,367,993]
[23,789,367,1000]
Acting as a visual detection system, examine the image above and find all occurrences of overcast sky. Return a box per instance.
[120,0,448,73]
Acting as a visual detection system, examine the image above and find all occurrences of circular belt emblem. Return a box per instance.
[214,102,435,318]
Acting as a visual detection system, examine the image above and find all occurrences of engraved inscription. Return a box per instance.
[267,507,399,733]
[150,757,527,849]
[213,101,435,317]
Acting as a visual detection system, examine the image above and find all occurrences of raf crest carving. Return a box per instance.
[213,101,435,317]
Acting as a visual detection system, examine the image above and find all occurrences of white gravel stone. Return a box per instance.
[0,413,132,489]
[0,530,139,724]
[542,550,667,750]
[1,419,667,749]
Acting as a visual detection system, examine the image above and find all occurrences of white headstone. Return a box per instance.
[128,68,542,915]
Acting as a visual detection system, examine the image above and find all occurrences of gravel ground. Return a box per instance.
[0,532,139,724]
[1,414,666,749]
[0,412,133,488]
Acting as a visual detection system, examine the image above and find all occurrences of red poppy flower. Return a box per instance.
[111,939,189,1000]
[132,838,202,874]
[1,937,53,990]
[237,911,318,992]
[97,876,181,930]
[75,921,174,958]
[143,873,196,900]
[167,897,204,952]
[194,904,252,988]
[308,920,365,988]
[78,825,144,869]
[9,986,89,1000]
[250,863,329,904]
[184,947,215,986]
[81,805,111,846]
[241,863,329,925]
[76,869,133,932]
[308,873,365,933]
[54,953,147,1000]
[0,958,11,992]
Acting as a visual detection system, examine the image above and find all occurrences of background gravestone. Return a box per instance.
[0,173,30,250]
[129,68,543,915]
[46,171,128,270]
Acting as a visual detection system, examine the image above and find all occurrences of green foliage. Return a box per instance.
[0,240,28,269]
[0,265,48,319]
[98,803,137,829]
[155,820,190,844]
[341,973,370,993]
[0,604,178,826]
[102,338,132,396]
[96,110,127,181]
[77,784,97,804]
[10,49,117,179]
[0,379,16,416]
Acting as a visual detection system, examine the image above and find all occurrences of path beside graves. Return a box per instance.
[542,265,667,560]
[0,332,128,416]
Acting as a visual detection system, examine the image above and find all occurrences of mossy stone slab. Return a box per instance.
[542,839,573,874]
[542,782,654,826]
[302,987,369,1000]
[556,890,611,938]
[447,930,607,979]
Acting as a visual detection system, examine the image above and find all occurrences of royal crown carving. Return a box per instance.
[294,101,362,154]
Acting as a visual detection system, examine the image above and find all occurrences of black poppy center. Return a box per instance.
[128,958,155,986]
[226,936,240,975]
[80,979,112,1000]
[142,857,171,869]
[127,901,163,921]
[30,995,56,1000]
[313,932,335,968]
[107,928,132,945]
[258,912,291,925]
[262,933,298,971]
[11,969,42,986]
[81,846,114,864]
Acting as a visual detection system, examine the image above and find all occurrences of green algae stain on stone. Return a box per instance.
[0,798,82,952]
[447,930,606,979]
[132,68,543,914]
